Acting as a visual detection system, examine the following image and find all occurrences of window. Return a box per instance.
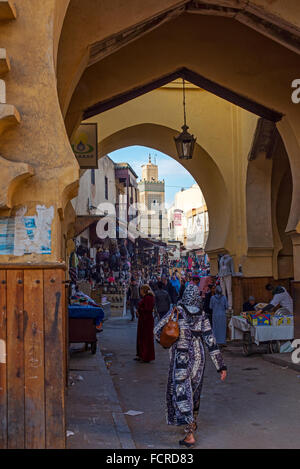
[105,176,108,200]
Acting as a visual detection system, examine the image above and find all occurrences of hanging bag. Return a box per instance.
[160,307,180,349]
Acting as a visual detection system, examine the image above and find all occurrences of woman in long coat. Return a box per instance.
[209,285,228,346]
[136,284,155,363]
[154,284,227,447]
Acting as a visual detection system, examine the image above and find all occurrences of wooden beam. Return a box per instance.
[83,70,182,119]
[187,1,300,56]
[0,263,66,270]
[88,2,187,67]
[83,68,283,122]
[181,68,282,122]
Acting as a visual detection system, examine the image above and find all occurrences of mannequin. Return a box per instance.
[218,253,235,310]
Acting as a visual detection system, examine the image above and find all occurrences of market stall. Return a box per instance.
[68,305,105,354]
[229,314,294,356]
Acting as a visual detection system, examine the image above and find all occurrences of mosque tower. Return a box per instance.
[138,155,168,240]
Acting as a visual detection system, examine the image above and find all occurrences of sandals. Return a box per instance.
[179,438,195,448]
[179,422,197,447]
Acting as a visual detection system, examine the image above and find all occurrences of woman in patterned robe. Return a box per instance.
[154,284,227,447]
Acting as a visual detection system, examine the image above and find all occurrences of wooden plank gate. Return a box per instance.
[0,264,67,449]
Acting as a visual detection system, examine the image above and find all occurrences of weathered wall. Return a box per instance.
[72,155,116,216]
[0,0,78,264]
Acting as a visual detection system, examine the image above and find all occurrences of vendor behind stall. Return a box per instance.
[243,296,257,312]
[257,285,293,315]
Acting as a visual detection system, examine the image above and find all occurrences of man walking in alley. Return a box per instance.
[127,278,140,321]
[161,275,178,305]
[155,281,171,320]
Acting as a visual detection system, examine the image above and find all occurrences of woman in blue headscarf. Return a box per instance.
[154,284,227,447]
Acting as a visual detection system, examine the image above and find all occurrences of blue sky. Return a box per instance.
[108,145,197,207]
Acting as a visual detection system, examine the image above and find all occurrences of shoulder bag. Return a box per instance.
[160,307,180,349]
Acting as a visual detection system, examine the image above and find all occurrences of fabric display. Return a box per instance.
[246,312,271,326]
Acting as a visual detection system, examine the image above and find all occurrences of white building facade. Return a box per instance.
[72,155,117,247]
[168,184,209,249]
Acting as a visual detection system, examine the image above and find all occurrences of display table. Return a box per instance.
[229,316,294,345]
[68,304,104,325]
[229,316,294,355]
[68,305,105,354]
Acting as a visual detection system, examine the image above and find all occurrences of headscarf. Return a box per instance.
[273,286,285,295]
[179,284,202,314]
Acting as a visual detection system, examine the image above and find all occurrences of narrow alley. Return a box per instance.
[67,315,300,450]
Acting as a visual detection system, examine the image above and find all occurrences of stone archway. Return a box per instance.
[98,122,230,254]
[2,0,300,449]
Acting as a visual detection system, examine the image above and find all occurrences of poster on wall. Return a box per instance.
[0,206,54,256]
[71,123,98,169]
[174,210,182,227]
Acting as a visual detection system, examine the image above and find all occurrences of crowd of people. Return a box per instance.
[128,265,229,350]
[69,240,134,288]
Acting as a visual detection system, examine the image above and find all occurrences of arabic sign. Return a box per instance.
[174,210,183,227]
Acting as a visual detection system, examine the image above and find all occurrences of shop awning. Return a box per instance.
[138,237,167,248]
[74,215,104,237]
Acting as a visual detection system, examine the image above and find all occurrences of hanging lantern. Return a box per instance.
[174,79,196,160]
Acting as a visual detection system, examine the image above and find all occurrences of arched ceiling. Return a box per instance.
[63,12,300,137]
[57,0,300,121]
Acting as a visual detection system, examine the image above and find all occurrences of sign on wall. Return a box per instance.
[71,123,98,169]
[174,210,183,227]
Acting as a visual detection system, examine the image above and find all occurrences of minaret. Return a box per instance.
[141,154,158,182]
[138,154,167,240]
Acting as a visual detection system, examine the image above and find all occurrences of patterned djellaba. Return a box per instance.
[154,285,226,427]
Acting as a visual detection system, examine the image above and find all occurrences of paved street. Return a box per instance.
[97,315,300,449]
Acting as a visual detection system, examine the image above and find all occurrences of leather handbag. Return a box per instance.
[160,307,180,348]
